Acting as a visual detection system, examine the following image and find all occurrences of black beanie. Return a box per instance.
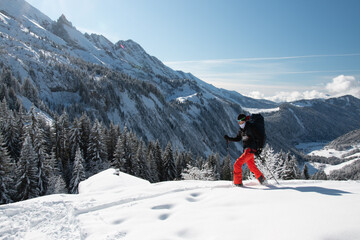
[237,114,247,121]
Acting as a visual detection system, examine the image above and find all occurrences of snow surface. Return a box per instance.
[1,168,360,240]
[309,144,360,159]
[310,159,360,175]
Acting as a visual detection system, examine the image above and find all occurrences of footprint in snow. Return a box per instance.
[186,192,202,202]
[151,204,174,210]
[159,213,170,221]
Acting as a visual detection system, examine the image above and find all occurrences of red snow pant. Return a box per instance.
[233,148,264,185]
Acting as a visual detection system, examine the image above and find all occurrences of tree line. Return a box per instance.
[0,94,309,205]
[0,96,235,204]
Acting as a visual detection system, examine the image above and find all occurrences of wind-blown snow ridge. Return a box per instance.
[0,169,359,240]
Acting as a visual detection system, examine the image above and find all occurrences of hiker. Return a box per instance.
[224,113,266,186]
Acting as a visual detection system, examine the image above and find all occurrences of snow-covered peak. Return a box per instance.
[0,0,52,24]
[57,14,73,28]
[85,33,114,51]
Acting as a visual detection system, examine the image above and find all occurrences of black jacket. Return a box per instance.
[227,122,261,150]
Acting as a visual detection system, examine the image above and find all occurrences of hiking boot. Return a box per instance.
[258,175,266,185]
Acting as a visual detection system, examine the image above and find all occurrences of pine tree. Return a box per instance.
[206,153,220,180]
[27,107,50,195]
[221,156,232,181]
[112,136,125,171]
[181,163,216,181]
[55,111,71,184]
[257,144,280,179]
[87,120,108,174]
[162,142,176,181]
[106,122,120,163]
[154,140,164,181]
[46,149,67,195]
[175,151,186,180]
[126,129,139,175]
[112,126,133,174]
[69,117,82,161]
[0,132,14,204]
[21,78,39,104]
[134,139,150,181]
[70,147,86,194]
[2,108,22,162]
[282,153,296,180]
[16,134,39,201]
[79,113,91,163]
[312,170,327,180]
[146,142,159,183]
[302,164,310,180]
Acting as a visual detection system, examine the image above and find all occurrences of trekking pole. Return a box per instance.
[226,140,230,161]
[258,155,280,185]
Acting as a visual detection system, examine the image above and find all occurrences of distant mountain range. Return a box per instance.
[1,0,360,159]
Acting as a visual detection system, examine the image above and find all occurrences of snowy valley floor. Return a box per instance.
[1,169,360,240]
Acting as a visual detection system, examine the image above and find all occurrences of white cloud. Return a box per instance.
[264,91,328,102]
[262,75,360,103]
[247,91,265,99]
[325,75,360,98]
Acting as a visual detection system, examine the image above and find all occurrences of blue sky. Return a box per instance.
[27,0,360,101]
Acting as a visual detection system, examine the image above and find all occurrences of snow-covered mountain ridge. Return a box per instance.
[1,0,360,158]
[1,168,359,240]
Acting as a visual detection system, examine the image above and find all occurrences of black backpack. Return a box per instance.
[249,113,266,150]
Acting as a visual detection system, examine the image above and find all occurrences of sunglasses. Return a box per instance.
[238,117,246,122]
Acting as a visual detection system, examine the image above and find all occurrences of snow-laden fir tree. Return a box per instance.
[70,147,86,194]
[282,154,300,180]
[79,113,91,163]
[162,142,176,181]
[154,140,164,181]
[220,156,232,181]
[0,132,14,204]
[16,134,39,201]
[112,136,125,172]
[27,107,51,195]
[46,149,67,194]
[69,117,82,161]
[256,144,281,179]
[181,162,216,181]
[106,122,120,163]
[87,120,108,175]
[146,142,159,183]
[54,111,71,184]
[1,103,22,162]
[112,126,133,174]
[175,151,186,180]
[302,164,310,180]
[206,153,221,180]
[134,139,151,181]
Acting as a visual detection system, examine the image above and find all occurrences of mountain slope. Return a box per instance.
[264,95,360,154]
[1,0,360,159]
[0,169,359,240]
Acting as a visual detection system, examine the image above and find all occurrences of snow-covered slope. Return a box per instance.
[306,143,360,175]
[0,0,279,158]
[1,0,360,159]
[0,169,359,240]
[297,129,360,175]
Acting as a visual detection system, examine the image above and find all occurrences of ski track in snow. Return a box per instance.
[1,169,360,240]
[0,196,82,239]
